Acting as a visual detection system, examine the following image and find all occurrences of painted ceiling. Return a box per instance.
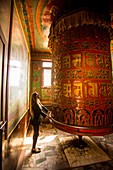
[15,0,54,53]
[15,0,113,53]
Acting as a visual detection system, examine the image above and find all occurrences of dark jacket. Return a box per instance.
[31,92,48,125]
[31,102,48,125]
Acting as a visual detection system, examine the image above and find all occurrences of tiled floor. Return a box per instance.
[19,123,113,170]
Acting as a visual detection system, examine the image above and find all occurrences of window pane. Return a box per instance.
[9,60,21,86]
[43,69,51,87]
[42,62,52,68]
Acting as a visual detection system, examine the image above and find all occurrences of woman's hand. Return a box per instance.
[47,111,51,119]
[46,115,51,119]
[48,111,51,114]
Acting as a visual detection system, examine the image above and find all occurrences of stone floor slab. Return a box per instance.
[57,130,111,168]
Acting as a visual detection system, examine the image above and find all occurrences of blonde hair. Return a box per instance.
[30,92,42,116]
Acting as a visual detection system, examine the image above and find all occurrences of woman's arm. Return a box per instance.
[40,110,47,119]
[42,105,48,113]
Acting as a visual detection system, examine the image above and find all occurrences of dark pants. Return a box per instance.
[32,123,39,149]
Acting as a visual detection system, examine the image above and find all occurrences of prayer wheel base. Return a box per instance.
[77,135,87,149]
[50,118,113,136]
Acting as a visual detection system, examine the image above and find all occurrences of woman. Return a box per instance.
[30,92,50,153]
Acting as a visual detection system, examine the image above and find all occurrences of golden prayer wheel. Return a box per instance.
[48,10,113,136]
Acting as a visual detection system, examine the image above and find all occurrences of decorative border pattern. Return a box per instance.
[50,118,113,136]
[15,0,35,49]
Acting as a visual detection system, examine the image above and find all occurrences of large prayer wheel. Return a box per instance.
[48,9,113,136]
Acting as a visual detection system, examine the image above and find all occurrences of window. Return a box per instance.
[9,60,21,86]
[42,62,52,68]
[42,61,52,87]
[41,61,52,102]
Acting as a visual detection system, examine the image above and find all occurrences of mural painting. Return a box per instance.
[31,60,52,105]
[31,61,41,94]
[8,5,29,135]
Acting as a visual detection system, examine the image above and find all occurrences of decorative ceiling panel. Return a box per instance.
[15,0,52,52]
